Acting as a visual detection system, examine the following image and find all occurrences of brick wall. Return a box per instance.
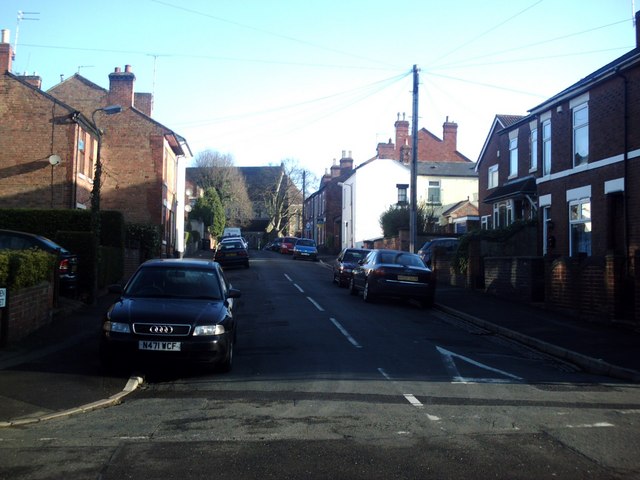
[1,283,53,344]
[545,255,626,321]
[484,257,544,302]
[0,76,79,209]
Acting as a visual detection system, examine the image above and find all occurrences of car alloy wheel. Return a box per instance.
[363,281,375,303]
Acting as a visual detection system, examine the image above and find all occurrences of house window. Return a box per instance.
[481,215,491,230]
[488,165,498,189]
[529,127,538,171]
[569,199,591,256]
[573,103,589,167]
[509,137,518,177]
[396,184,408,205]
[542,119,552,175]
[427,180,441,204]
[493,200,513,228]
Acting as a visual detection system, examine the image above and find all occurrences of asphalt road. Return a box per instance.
[0,250,639,479]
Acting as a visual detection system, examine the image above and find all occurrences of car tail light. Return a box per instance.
[58,258,70,273]
[370,267,388,277]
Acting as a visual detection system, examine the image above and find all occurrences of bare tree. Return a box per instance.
[192,150,253,227]
[259,158,316,237]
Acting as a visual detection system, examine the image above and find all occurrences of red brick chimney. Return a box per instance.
[443,116,458,152]
[330,158,341,178]
[394,112,410,158]
[108,65,135,108]
[339,150,354,174]
[0,30,13,74]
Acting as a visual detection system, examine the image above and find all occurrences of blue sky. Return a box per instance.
[1,0,636,181]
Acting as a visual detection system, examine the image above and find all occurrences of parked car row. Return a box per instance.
[265,236,318,260]
[333,247,436,308]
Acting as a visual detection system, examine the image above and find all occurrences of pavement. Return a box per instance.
[0,251,639,428]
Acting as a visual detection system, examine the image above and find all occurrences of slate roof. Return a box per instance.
[416,161,477,178]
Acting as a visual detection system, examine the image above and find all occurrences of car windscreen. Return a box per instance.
[343,251,366,262]
[125,267,223,299]
[296,239,315,247]
[379,252,424,267]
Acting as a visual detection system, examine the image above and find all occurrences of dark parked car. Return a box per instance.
[417,237,459,268]
[279,236,298,254]
[0,229,78,296]
[100,258,240,372]
[269,237,284,252]
[214,239,250,268]
[349,249,435,307]
[292,238,318,261]
[332,247,370,287]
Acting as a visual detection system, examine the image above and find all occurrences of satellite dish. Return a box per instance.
[48,154,61,166]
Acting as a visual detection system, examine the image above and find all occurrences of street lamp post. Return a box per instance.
[90,104,122,303]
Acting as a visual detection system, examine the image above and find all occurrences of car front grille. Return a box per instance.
[133,323,192,336]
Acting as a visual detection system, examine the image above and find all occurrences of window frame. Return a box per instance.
[509,137,518,178]
[488,164,499,189]
[529,127,538,172]
[542,119,552,176]
[569,198,591,257]
[427,180,441,205]
[573,102,589,167]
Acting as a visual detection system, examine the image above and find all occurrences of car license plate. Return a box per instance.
[227,253,237,256]
[139,341,181,351]
[398,275,418,282]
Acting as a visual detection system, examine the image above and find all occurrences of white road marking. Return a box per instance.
[378,368,440,421]
[284,274,292,281]
[293,283,304,293]
[437,346,523,382]
[566,422,615,428]
[306,297,325,311]
[403,394,423,407]
[330,318,362,348]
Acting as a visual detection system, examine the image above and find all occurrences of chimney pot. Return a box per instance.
[114,67,121,73]
[1,30,9,44]
[125,64,132,73]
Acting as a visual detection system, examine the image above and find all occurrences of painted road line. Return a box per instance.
[284,274,292,281]
[378,368,440,421]
[437,346,523,382]
[307,297,325,311]
[330,317,362,348]
[293,283,304,293]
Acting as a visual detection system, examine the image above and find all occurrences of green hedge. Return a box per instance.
[0,208,127,299]
[0,250,55,290]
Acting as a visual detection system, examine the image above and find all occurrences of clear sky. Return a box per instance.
[1,1,636,182]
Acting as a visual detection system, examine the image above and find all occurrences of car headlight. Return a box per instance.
[103,321,131,333]
[193,324,225,336]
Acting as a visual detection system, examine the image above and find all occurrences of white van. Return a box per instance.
[222,227,241,238]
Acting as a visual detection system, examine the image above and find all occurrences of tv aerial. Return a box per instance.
[14,10,40,59]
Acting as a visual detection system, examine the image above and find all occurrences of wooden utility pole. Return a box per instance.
[410,64,419,253]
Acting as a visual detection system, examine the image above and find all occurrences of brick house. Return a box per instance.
[48,65,192,257]
[304,152,354,252]
[312,116,477,250]
[476,11,640,322]
[0,33,100,211]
